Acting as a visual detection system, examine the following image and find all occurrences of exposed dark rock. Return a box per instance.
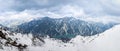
[17,17,117,42]
[0,28,27,51]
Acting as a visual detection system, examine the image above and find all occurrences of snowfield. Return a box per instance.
[0,24,120,51]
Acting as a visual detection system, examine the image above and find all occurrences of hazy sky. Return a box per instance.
[0,0,120,16]
[0,0,120,27]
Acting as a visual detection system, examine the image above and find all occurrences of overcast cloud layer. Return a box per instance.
[0,0,120,16]
[0,0,120,27]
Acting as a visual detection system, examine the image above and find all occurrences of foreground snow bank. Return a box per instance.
[89,24,120,51]
[0,28,44,51]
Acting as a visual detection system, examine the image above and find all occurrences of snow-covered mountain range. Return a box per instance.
[0,16,120,51]
[0,0,120,51]
[0,23,120,51]
[16,17,117,42]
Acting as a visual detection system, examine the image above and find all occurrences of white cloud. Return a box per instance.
[0,11,39,27]
[56,5,85,17]
[100,0,120,16]
[0,0,120,16]
[0,5,120,27]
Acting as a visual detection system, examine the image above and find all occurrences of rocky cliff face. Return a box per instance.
[17,17,116,41]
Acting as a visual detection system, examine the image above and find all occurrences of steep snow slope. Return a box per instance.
[89,24,120,51]
[27,24,120,51]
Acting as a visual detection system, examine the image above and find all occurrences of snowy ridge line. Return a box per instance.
[0,27,44,51]
[0,28,27,50]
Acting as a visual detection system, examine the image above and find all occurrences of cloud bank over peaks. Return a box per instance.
[0,0,120,27]
[0,0,120,16]
[0,4,120,27]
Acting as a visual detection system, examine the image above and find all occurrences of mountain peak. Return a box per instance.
[17,17,116,42]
